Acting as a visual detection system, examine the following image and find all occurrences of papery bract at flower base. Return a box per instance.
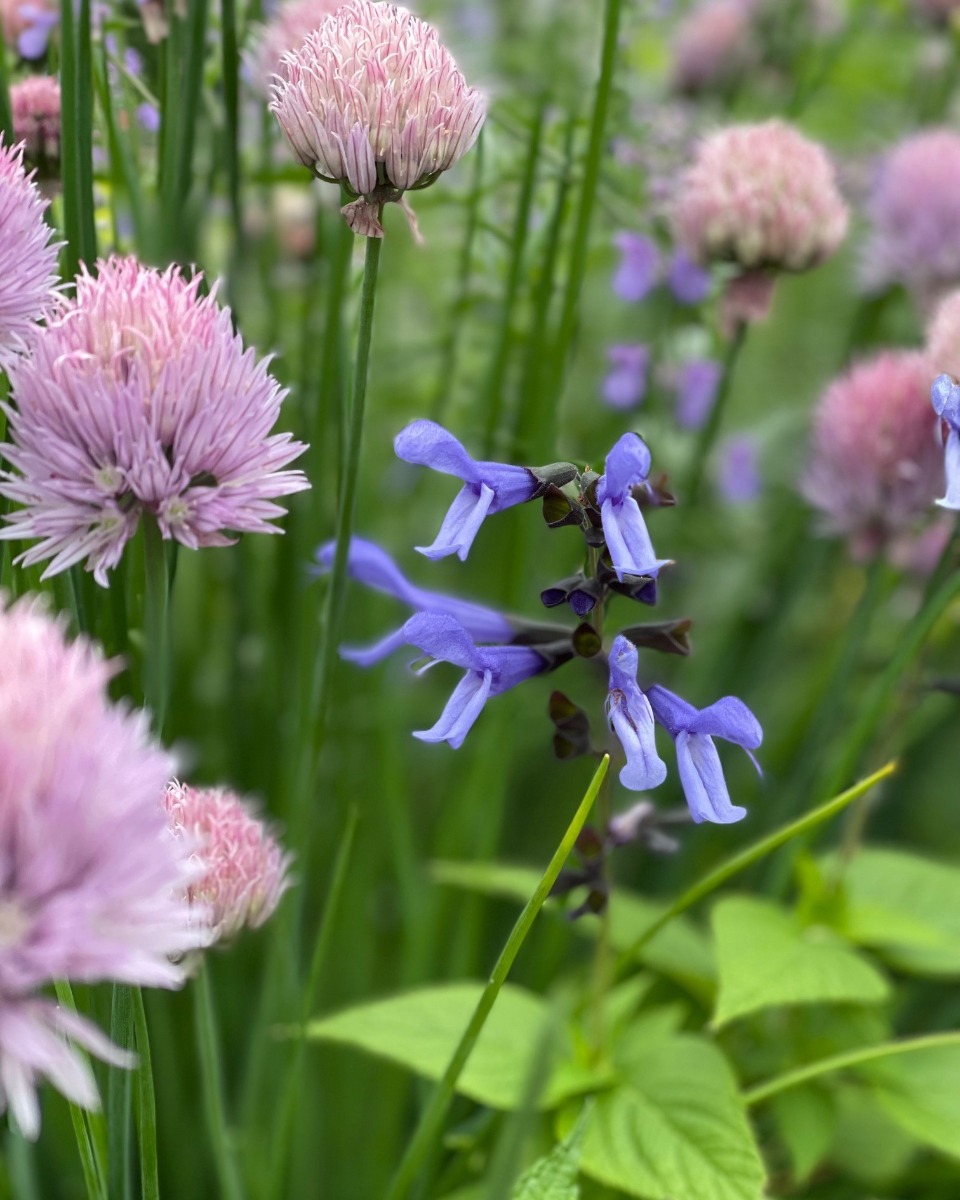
[647,684,762,824]
[0,597,204,1138]
[394,420,540,561]
[314,536,514,664]
[606,635,668,792]
[931,373,960,509]
[402,613,545,748]
[0,256,308,585]
[596,433,671,582]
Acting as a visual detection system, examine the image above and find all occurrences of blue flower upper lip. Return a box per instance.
[596,433,671,582]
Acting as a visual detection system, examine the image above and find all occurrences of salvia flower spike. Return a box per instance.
[606,635,668,792]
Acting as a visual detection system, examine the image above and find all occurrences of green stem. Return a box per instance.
[684,324,746,507]
[744,1030,960,1107]
[194,967,245,1200]
[384,756,609,1200]
[131,988,160,1200]
[614,760,896,974]
[107,985,134,1200]
[53,982,107,1200]
[220,0,243,255]
[142,516,170,733]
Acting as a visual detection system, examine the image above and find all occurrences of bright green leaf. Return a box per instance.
[827,1086,916,1186]
[770,1086,835,1183]
[581,1036,766,1200]
[511,1107,586,1199]
[307,983,606,1111]
[864,1044,960,1161]
[712,896,889,1027]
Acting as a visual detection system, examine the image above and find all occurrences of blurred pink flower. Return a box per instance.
[270,0,485,236]
[670,0,757,96]
[927,288,960,379]
[249,0,345,94]
[162,782,292,944]
[671,120,848,273]
[10,75,60,177]
[801,350,944,558]
[0,597,203,1138]
[0,256,308,585]
[0,139,59,369]
[862,130,960,308]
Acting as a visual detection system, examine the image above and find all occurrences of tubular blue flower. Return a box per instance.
[932,374,960,509]
[667,249,711,305]
[612,232,660,302]
[402,612,545,748]
[647,684,762,824]
[602,344,650,410]
[596,433,671,582]
[606,636,668,791]
[394,420,539,561]
[674,358,722,430]
[718,435,761,504]
[314,536,514,665]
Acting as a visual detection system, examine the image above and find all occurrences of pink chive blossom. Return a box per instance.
[927,288,960,380]
[671,120,849,274]
[0,597,204,1139]
[0,139,59,370]
[801,350,944,559]
[0,256,308,586]
[10,76,60,177]
[862,130,960,309]
[269,0,485,238]
[162,782,292,944]
[670,0,757,96]
[248,0,345,94]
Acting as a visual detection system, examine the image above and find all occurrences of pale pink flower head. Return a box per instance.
[10,76,60,178]
[270,0,485,237]
[801,350,944,559]
[927,288,960,379]
[0,138,59,370]
[671,120,849,273]
[162,782,292,945]
[862,130,960,309]
[670,0,757,96]
[0,256,309,586]
[249,0,345,95]
[0,596,203,1138]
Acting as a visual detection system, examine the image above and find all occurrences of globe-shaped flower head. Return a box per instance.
[0,256,309,585]
[801,351,944,559]
[10,76,61,180]
[0,597,203,1138]
[927,288,960,380]
[270,0,485,237]
[249,0,345,94]
[862,130,960,309]
[0,138,59,369]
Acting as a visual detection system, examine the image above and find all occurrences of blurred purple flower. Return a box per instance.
[137,103,161,133]
[602,344,650,410]
[314,536,513,665]
[394,419,539,561]
[932,373,960,509]
[9,3,58,58]
[666,249,711,305]
[402,612,545,748]
[612,232,660,302]
[606,635,668,791]
[596,433,670,581]
[674,358,722,430]
[647,684,762,824]
[718,435,761,504]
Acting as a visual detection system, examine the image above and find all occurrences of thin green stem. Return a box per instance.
[194,967,245,1200]
[142,516,170,733]
[614,760,897,974]
[221,0,243,255]
[384,757,609,1200]
[684,325,746,507]
[107,985,134,1200]
[59,0,97,279]
[131,988,160,1200]
[0,33,13,140]
[53,982,107,1200]
[744,1031,960,1107]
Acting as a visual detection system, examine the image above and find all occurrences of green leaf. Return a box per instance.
[826,1086,916,1186]
[864,1044,960,1161]
[511,1108,586,1199]
[769,1087,835,1183]
[307,983,605,1111]
[712,896,889,1027]
[838,847,960,976]
[581,1036,766,1200]
[430,861,715,998]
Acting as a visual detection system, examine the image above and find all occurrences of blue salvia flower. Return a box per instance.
[314,537,514,666]
[402,613,545,748]
[931,374,960,510]
[394,419,539,561]
[606,635,668,791]
[646,685,762,824]
[596,433,671,582]
[612,232,660,303]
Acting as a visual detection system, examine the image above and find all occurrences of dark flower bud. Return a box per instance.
[548,690,592,759]
[634,472,676,509]
[572,622,603,658]
[618,617,693,656]
[530,461,580,494]
[541,484,584,528]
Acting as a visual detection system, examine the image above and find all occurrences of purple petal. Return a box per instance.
[688,695,763,752]
[315,536,419,604]
[416,482,493,560]
[646,684,698,739]
[597,433,652,504]
[394,419,480,483]
[612,232,661,303]
[667,250,711,306]
[675,359,722,431]
[17,21,53,58]
[718,436,761,505]
[610,697,668,792]
[676,731,747,824]
[936,427,960,510]
[480,644,545,694]
[137,104,161,133]
[340,626,409,667]
[402,612,484,671]
[931,374,960,427]
[608,634,640,694]
[413,668,492,748]
[603,345,650,410]
[480,463,540,513]
[600,496,669,582]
